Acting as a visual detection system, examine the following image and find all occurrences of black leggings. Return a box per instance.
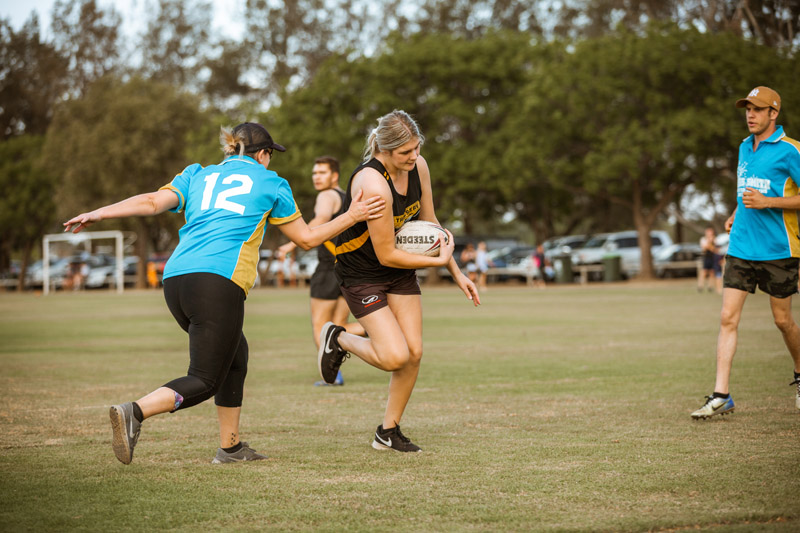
[162,273,248,409]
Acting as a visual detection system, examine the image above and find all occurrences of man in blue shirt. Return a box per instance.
[692,86,800,419]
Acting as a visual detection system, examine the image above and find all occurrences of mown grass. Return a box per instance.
[0,281,798,532]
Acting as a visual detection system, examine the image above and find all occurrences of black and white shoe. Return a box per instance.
[371,424,422,452]
[318,322,348,384]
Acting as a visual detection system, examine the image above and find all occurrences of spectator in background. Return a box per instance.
[460,242,477,282]
[698,226,722,294]
[474,241,492,290]
[530,244,550,289]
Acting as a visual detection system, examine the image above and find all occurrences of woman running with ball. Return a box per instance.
[318,110,480,452]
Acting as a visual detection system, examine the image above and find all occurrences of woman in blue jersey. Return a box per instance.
[318,110,480,452]
[64,122,384,464]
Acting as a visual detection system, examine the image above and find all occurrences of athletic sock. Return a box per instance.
[222,442,243,454]
[712,392,730,399]
[132,402,144,423]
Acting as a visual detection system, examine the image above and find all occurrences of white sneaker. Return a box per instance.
[691,395,735,420]
[791,378,800,410]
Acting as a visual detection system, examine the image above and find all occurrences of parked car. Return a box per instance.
[491,246,536,282]
[25,257,71,289]
[571,233,612,272]
[604,230,673,277]
[84,256,139,289]
[653,243,703,278]
[544,234,588,262]
[572,230,673,279]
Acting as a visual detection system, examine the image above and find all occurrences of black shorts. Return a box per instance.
[310,267,342,300]
[339,271,421,318]
[162,273,248,409]
[723,255,799,299]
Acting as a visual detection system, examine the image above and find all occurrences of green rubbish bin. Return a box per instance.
[553,254,573,284]
[602,255,621,282]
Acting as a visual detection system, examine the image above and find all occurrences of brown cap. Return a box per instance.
[735,86,781,112]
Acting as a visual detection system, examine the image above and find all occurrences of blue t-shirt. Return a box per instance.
[728,125,800,261]
[160,155,302,294]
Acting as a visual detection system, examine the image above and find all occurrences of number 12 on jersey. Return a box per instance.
[200,173,253,215]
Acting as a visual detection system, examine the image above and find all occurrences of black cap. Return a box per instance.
[233,122,286,153]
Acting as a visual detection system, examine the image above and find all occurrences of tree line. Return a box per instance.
[1,0,799,287]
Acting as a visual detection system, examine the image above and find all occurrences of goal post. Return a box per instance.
[42,230,125,295]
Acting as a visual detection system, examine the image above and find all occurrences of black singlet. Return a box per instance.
[316,188,347,271]
[334,158,423,285]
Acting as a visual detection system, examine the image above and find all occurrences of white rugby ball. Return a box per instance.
[395,220,449,257]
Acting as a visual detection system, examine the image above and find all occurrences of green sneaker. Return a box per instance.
[691,395,735,420]
[212,442,268,464]
[109,403,141,464]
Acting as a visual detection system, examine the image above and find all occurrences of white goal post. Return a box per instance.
[42,230,125,295]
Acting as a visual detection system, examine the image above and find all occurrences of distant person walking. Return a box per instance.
[64,122,384,463]
[691,86,800,419]
[277,156,366,386]
[475,241,492,290]
[697,226,722,294]
[317,110,480,452]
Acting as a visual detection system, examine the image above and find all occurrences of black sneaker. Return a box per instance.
[371,424,422,452]
[318,322,348,384]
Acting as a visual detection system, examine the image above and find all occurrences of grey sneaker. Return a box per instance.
[318,322,349,384]
[109,403,141,464]
[212,442,268,464]
[790,378,800,410]
[691,395,735,420]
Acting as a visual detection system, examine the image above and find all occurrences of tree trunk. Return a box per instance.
[632,180,655,279]
[16,240,34,292]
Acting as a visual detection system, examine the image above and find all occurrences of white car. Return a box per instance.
[572,230,673,279]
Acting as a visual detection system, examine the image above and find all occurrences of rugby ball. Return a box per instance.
[395,220,449,257]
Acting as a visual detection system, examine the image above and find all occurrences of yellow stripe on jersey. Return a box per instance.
[232,210,270,296]
[323,240,336,256]
[781,136,800,153]
[335,230,370,255]
[268,207,303,225]
[783,178,800,257]
[159,183,186,212]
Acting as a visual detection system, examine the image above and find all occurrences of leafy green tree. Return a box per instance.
[137,0,212,91]
[44,76,209,287]
[267,31,541,236]
[509,23,800,278]
[50,0,121,97]
[0,17,68,138]
[0,135,57,289]
[555,0,800,50]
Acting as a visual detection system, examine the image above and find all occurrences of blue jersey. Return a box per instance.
[160,155,302,294]
[728,125,800,261]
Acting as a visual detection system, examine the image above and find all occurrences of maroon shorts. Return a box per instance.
[339,271,421,318]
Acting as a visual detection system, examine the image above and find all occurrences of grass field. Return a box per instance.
[1,281,798,532]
